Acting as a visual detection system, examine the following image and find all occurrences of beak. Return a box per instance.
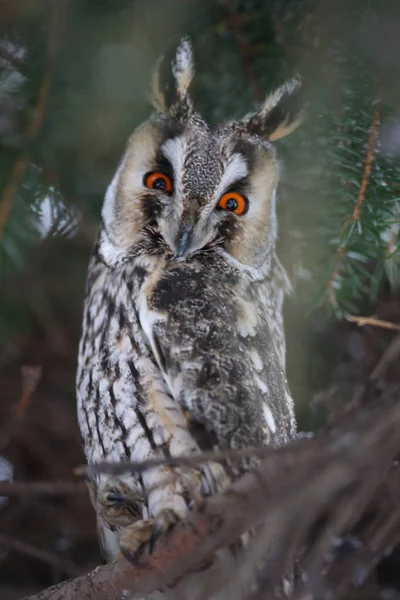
[175,223,193,258]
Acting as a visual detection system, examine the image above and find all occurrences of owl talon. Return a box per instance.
[120,543,149,569]
[149,523,161,555]
[97,477,144,529]
[119,509,180,565]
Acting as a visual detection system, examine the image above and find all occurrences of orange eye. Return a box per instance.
[144,171,173,193]
[217,191,248,216]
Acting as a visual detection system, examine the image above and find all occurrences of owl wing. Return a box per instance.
[139,262,293,463]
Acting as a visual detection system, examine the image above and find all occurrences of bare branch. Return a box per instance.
[0,365,42,452]
[0,481,87,497]
[74,445,277,478]
[326,106,381,310]
[12,366,42,418]
[347,314,400,332]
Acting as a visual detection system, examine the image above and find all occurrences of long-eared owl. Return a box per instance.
[77,37,302,599]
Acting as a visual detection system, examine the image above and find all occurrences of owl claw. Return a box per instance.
[119,509,180,565]
[148,523,161,555]
[149,510,176,554]
[120,543,149,569]
[97,477,144,529]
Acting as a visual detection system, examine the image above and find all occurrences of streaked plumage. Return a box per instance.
[77,37,302,599]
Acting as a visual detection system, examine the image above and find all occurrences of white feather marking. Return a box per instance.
[213,153,248,202]
[161,135,186,203]
[236,298,258,338]
[121,408,138,431]
[112,441,125,461]
[102,153,127,228]
[125,427,144,449]
[98,378,109,394]
[255,375,268,394]
[97,229,126,268]
[144,467,187,519]
[131,436,153,461]
[98,153,137,267]
[285,390,295,414]
[269,188,278,241]
[263,404,276,434]
[249,349,263,371]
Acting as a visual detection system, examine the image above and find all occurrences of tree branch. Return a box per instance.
[74,445,277,478]
[20,403,400,600]
[346,314,400,332]
[0,481,87,497]
[325,105,381,311]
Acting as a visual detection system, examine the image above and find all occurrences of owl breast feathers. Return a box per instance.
[76,36,302,589]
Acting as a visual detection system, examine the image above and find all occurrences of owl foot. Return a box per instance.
[97,477,145,528]
[119,508,180,566]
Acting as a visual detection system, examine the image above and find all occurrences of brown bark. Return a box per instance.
[19,403,400,600]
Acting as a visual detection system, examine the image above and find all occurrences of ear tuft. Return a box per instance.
[172,36,194,100]
[150,37,194,114]
[150,55,168,111]
[246,78,305,141]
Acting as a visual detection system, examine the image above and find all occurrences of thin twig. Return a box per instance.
[0,535,84,578]
[353,107,381,221]
[0,0,68,239]
[0,365,42,452]
[0,481,88,497]
[347,314,400,332]
[12,365,42,418]
[75,445,279,478]
[220,0,264,103]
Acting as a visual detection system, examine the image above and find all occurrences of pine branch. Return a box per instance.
[324,105,383,313]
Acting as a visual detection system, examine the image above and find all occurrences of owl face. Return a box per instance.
[101,39,303,270]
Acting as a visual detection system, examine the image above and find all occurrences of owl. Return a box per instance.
[76,37,302,599]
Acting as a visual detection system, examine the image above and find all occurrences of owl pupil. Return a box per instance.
[153,178,166,190]
[226,198,238,211]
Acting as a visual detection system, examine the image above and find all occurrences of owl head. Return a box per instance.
[100,38,303,271]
